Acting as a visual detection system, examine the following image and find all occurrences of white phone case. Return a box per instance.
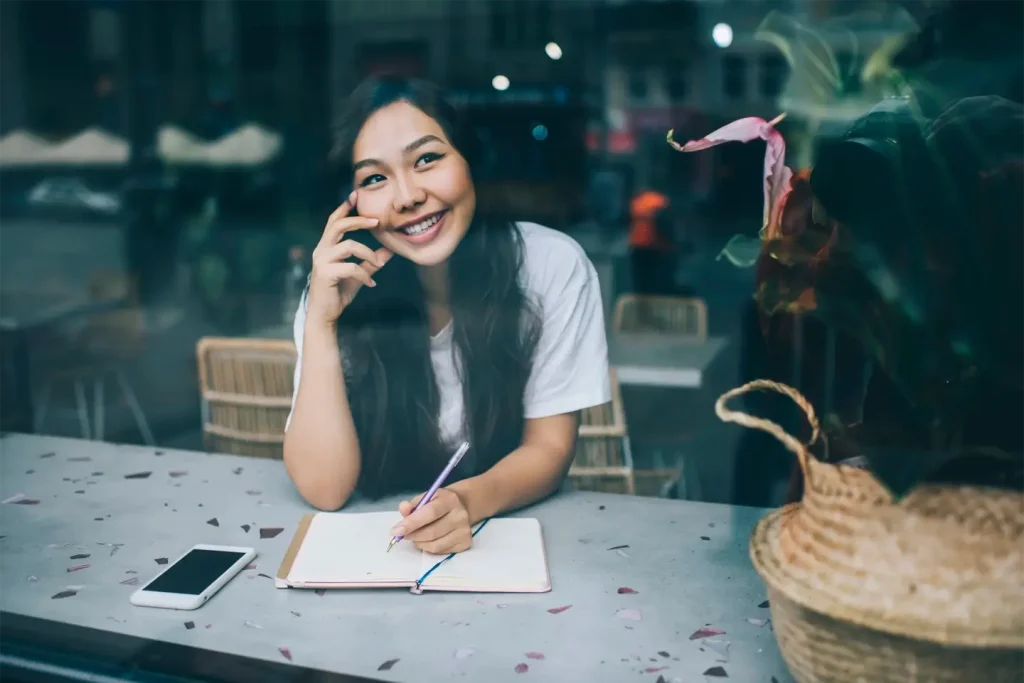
[130,544,256,610]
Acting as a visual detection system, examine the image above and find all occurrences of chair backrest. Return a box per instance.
[195,337,297,459]
[612,294,708,339]
[568,368,635,495]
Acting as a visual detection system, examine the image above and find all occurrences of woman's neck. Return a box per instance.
[418,262,451,336]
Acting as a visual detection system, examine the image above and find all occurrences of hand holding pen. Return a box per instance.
[388,442,471,554]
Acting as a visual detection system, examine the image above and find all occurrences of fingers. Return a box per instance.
[317,261,376,289]
[393,494,457,538]
[414,527,472,555]
[365,247,393,275]
[318,191,378,248]
[398,495,420,517]
[402,508,470,545]
[318,239,383,267]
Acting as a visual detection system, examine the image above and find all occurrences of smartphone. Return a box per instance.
[130,544,256,610]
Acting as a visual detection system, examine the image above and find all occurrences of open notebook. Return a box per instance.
[275,511,550,594]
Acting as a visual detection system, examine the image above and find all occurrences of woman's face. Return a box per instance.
[352,100,476,267]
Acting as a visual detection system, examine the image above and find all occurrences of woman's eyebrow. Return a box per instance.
[353,135,445,173]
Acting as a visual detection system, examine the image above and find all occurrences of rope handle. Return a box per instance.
[714,380,820,476]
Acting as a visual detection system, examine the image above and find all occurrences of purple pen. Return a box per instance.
[386,441,470,552]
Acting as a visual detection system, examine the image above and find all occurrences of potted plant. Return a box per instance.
[669,84,1023,683]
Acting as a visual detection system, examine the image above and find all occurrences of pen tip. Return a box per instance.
[386,539,396,553]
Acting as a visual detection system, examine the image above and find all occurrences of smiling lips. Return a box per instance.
[395,209,447,244]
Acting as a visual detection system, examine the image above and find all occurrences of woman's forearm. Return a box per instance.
[283,321,361,510]
[450,414,578,524]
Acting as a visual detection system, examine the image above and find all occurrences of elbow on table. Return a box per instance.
[282,447,357,511]
[299,485,354,511]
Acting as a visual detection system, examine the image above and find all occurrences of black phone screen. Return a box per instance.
[143,549,247,595]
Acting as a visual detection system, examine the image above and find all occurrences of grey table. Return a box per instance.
[610,334,730,389]
[0,433,793,683]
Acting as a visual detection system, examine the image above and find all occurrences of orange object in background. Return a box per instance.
[628,190,672,252]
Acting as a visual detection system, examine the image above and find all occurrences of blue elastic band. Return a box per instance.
[414,518,491,588]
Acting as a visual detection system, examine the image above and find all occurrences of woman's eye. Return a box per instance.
[359,174,385,187]
[415,152,444,168]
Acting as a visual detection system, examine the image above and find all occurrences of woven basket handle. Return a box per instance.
[714,380,820,475]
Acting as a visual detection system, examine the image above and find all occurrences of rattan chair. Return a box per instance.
[612,294,708,339]
[195,337,297,459]
[611,293,711,499]
[566,369,635,494]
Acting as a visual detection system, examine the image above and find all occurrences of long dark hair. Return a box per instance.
[322,76,541,499]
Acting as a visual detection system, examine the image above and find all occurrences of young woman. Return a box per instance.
[283,76,610,554]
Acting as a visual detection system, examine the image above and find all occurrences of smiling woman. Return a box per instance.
[282,76,610,555]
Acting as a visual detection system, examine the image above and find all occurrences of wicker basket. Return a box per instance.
[715,380,1024,683]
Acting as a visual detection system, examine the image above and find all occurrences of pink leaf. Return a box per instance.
[669,114,792,238]
[67,564,90,572]
[547,605,572,614]
[245,563,257,570]
[515,663,529,674]
[645,666,668,673]
[617,587,637,594]
[689,627,726,640]
[525,652,545,660]
[278,646,293,661]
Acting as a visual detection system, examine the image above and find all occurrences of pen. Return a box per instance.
[387,441,470,552]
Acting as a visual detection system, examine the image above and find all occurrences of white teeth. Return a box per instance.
[402,213,441,235]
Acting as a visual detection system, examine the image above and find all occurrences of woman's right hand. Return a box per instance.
[307,191,392,326]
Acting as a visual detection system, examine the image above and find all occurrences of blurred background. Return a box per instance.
[1,0,1020,508]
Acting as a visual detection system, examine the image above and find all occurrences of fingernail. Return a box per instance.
[369,279,377,287]
[348,191,357,203]
[391,526,404,536]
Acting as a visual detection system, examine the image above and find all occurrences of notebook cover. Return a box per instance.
[274,513,314,589]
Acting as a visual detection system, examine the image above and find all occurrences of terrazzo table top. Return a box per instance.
[0,433,793,682]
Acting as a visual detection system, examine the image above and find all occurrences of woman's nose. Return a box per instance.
[392,175,427,212]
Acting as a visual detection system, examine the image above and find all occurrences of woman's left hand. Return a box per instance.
[394,488,473,554]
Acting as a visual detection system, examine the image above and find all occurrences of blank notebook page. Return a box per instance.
[288,511,422,584]
[419,518,549,592]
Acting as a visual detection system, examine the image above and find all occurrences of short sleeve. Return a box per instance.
[522,247,611,419]
[284,291,307,432]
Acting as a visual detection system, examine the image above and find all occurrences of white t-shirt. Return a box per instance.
[286,221,611,447]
